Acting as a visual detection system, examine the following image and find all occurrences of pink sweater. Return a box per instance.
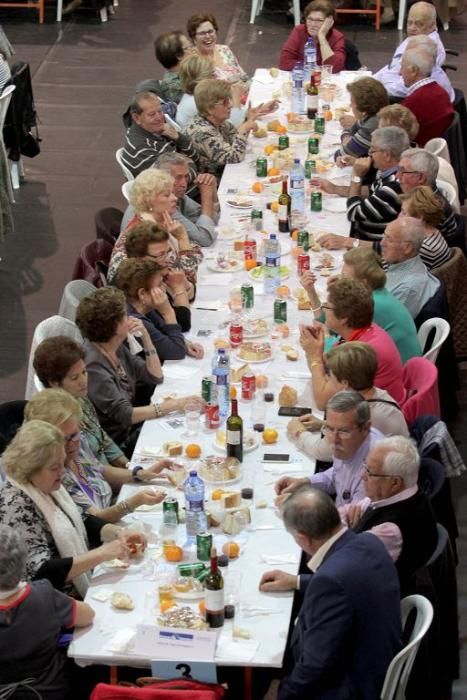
[279,25,346,72]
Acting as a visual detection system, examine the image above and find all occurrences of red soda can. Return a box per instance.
[241,371,256,400]
[205,402,220,429]
[230,323,243,348]
[244,239,257,261]
[297,253,310,274]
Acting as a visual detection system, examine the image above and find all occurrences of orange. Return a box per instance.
[222,541,240,559]
[290,228,299,241]
[160,599,176,613]
[212,488,225,501]
[263,428,279,444]
[164,544,183,562]
[264,144,275,156]
[244,258,258,271]
[255,374,269,389]
[185,443,201,458]
[230,386,237,399]
[277,125,288,135]
[277,323,290,338]
[276,285,290,299]
[252,181,264,193]
[198,599,206,617]
[286,112,299,123]
[270,201,279,213]
[267,167,280,177]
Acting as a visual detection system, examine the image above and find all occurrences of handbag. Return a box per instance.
[20,125,41,158]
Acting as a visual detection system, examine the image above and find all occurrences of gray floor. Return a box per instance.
[0,0,466,695]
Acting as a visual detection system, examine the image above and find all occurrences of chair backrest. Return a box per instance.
[122,180,133,203]
[24,316,83,400]
[436,179,457,207]
[58,279,97,322]
[433,247,467,359]
[436,158,460,213]
[95,207,123,245]
[417,317,451,363]
[425,137,450,162]
[402,357,440,427]
[115,147,134,182]
[380,594,434,700]
[0,84,15,130]
[442,110,467,205]
[72,239,113,287]
[0,399,27,454]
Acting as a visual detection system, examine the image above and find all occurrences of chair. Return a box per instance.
[121,180,133,203]
[435,158,460,213]
[0,85,15,202]
[380,595,434,700]
[401,358,440,427]
[425,137,450,163]
[0,400,26,454]
[58,280,96,322]
[442,111,467,205]
[417,318,451,363]
[336,0,381,30]
[436,179,457,208]
[0,0,44,23]
[72,239,113,288]
[90,678,226,699]
[434,248,467,359]
[116,147,134,182]
[250,0,300,24]
[24,316,83,400]
[95,207,123,245]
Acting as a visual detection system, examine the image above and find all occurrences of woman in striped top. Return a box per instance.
[399,186,451,270]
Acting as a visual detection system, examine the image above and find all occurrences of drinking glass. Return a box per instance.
[321,65,333,79]
[184,401,201,436]
[229,287,243,314]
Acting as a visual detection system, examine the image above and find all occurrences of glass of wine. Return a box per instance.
[251,398,266,433]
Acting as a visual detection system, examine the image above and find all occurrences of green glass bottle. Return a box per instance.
[205,547,225,628]
[226,397,243,462]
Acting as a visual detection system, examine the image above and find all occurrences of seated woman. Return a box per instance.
[335,77,388,164]
[186,12,249,88]
[25,388,170,522]
[279,0,346,73]
[0,421,140,597]
[377,103,419,146]
[183,78,257,180]
[287,342,409,462]
[76,287,202,452]
[0,525,95,700]
[399,186,451,270]
[154,31,193,104]
[108,169,202,287]
[117,258,204,362]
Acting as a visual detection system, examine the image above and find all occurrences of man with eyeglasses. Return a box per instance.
[275,390,383,508]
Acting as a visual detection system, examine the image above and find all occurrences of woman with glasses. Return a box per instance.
[279,0,346,73]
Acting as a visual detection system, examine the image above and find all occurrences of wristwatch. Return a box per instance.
[351,175,362,184]
[132,465,144,482]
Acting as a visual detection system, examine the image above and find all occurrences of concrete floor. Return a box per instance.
[0,0,466,694]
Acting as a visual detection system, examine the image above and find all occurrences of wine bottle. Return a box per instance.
[205,547,224,628]
[306,76,318,120]
[278,177,291,233]
[226,397,243,462]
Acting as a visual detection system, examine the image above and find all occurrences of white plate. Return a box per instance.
[226,200,254,209]
[207,260,243,273]
[312,263,337,272]
[322,198,347,213]
[248,265,290,282]
[216,227,243,241]
[234,350,273,364]
[198,469,242,485]
[243,319,270,339]
[212,430,260,453]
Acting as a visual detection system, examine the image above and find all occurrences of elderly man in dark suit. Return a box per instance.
[260,488,402,700]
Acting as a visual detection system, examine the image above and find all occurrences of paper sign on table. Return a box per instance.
[135,625,218,662]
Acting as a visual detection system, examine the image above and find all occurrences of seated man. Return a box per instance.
[121,91,199,179]
[343,435,438,595]
[260,488,402,700]
[300,278,406,405]
[398,148,460,245]
[382,217,440,318]
[373,2,452,100]
[276,389,383,507]
[400,46,454,146]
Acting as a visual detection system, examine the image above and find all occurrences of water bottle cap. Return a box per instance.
[218,348,225,354]
[189,470,197,477]
[294,158,300,164]
[270,234,277,239]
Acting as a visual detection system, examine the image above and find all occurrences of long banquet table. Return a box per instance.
[69,68,363,694]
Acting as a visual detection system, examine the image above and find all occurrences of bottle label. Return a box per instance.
[307,95,318,110]
[278,204,288,222]
[291,177,304,190]
[187,499,204,511]
[216,374,228,386]
[205,588,224,611]
[227,430,241,445]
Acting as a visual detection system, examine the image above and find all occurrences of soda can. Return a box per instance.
[311,191,322,212]
[274,299,288,323]
[256,157,268,178]
[230,323,243,348]
[244,238,257,260]
[278,135,289,151]
[177,562,207,578]
[241,372,256,400]
[297,230,309,251]
[304,159,316,179]
[297,253,310,274]
[163,497,179,523]
[250,209,263,231]
[241,283,254,310]
[308,137,319,155]
[196,532,213,562]
[314,116,325,135]
[205,402,220,429]
[201,376,212,403]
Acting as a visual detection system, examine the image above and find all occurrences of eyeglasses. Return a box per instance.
[368,148,384,155]
[196,29,215,37]
[214,97,232,107]
[65,432,80,443]
[306,16,325,23]
[398,169,421,176]
[147,250,169,261]
[363,462,399,478]
[322,424,362,439]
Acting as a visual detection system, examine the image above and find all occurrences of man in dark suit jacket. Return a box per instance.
[260,488,402,700]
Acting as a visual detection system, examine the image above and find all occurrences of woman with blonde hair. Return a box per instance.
[377,103,419,144]
[107,168,202,286]
[176,53,215,128]
[399,186,451,270]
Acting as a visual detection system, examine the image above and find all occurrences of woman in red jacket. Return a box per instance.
[279,0,346,73]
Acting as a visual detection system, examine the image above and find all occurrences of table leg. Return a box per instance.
[110,666,118,685]
[244,666,253,700]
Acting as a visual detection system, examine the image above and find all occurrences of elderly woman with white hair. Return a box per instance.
[107,167,202,287]
[0,525,94,699]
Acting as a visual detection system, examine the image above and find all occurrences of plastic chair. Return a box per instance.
[417,317,451,363]
[336,0,380,30]
[434,248,467,359]
[121,180,133,203]
[24,316,83,400]
[95,207,123,245]
[436,158,460,213]
[116,147,134,182]
[380,595,434,700]
[425,137,450,163]
[436,180,457,208]
[72,239,113,288]
[58,279,97,322]
[0,85,16,202]
[401,358,441,427]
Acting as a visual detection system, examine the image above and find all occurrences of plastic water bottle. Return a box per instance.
[290,159,305,214]
[303,38,317,82]
[212,348,230,418]
[263,234,281,295]
[291,62,305,115]
[184,470,207,544]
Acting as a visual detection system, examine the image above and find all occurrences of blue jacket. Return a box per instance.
[279,530,402,700]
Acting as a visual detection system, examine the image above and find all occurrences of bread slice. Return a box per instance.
[221,491,242,509]
[163,441,183,456]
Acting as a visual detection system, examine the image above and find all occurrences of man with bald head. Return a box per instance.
[382,217,440,318]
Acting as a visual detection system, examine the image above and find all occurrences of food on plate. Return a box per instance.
[269,67,280,78]
[160,599,177,613]
[213,338,230,350]
[233,240,244,252]
[276,285,290,299]
[104,558,129,569]
[230,363,251,383]
[111,592,134,611]
[256,499,268,509]
[276,323,290,338]
[249,265,289,280]
[267,166,280,177]
[264,144,277,156]
[287,349,299,361]
[243,318,268,337]
[320,268,332,277]
[262,428,279,444]
[237,342,272,362]
[163,441,183,457]
[157,605,208,630]
[270,201,279,213]
[295,289,312,310]
[215,252,240,269]
[211,487,225,501]
[287,118,314,133]
[255,374,268,389]
[233,626,251,640]
[222,506,251,534]
[318,253,335,268]
[286,112,300,123]
[279,385,298,407]
[164,544,184,562]
[198,456,241,483]
[252,127,267,138]
[185,443,201,459]
[206,511,223,528]
[222,541,240,559]
[280,344,294,353]
[128,542,144,556]
[267,119,283,133]
[220,491,242,509]
[174,576,204,594]
[252,181,264,193]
